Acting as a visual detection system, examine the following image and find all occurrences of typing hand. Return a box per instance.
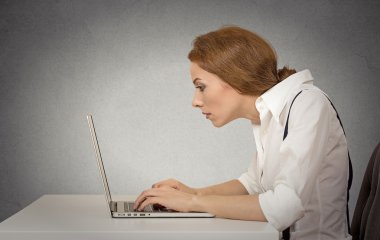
[133,185,196,212]
[151,178,197,195]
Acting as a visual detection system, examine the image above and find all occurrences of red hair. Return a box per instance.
[188,26,296,96]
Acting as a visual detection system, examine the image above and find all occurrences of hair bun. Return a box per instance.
[278,66,296,82]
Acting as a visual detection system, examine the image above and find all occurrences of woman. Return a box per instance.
[133,26,351,239]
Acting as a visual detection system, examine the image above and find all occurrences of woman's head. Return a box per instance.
[188,26,296,127]
[188,26,296,96]
[190,62,261,127]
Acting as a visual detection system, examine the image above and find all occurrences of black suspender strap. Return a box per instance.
[283,91,303,141]
[281,90,353,239]
[282,90,303,240]
[324,97,353,235]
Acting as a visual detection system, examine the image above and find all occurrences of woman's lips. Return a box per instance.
[202,112,211,119]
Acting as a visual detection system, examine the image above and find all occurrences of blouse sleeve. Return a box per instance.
[238,151,262,195]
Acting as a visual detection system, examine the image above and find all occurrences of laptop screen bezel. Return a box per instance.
[87,114,113,216]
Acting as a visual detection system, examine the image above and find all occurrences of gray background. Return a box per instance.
[1,0,379,223]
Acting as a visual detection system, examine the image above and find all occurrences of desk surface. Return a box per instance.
[0,195,279,240]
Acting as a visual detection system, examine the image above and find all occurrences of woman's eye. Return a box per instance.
[196,86,205,92]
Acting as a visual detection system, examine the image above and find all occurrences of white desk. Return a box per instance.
[0,195,279,240]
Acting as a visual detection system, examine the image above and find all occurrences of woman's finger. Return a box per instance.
[138,196,162,211]
[152,178,176,188]
[134,189,156,210]
[134,188,166,210]
[133,190,148,210]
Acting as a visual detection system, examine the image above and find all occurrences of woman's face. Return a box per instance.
[190,62,259,127]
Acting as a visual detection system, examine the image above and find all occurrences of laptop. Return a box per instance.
[87,114,215,218]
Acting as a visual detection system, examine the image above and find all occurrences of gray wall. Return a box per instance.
[1,0,379,223]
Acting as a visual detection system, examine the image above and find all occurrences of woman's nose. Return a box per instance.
[192,93,203,108]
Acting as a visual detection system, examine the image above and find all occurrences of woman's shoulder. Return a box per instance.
[287,86,332,115]
[290,85,330,104]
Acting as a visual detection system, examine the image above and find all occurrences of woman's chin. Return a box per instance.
[210,119,230,128]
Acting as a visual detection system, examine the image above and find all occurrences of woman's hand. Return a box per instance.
[132,180,266,221]
[152,178,197,195]
[132,185,197,212]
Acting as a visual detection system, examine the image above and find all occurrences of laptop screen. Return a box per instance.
[87,114,113,214]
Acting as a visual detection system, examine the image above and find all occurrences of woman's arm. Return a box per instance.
[195,179,249,196]
[133,186,266,221]
[152,178,249,196]
[192,194,267,221]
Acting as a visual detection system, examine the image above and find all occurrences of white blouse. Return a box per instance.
[238,70,351,239]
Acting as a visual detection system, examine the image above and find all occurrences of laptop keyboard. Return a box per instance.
[128,202,154,212]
